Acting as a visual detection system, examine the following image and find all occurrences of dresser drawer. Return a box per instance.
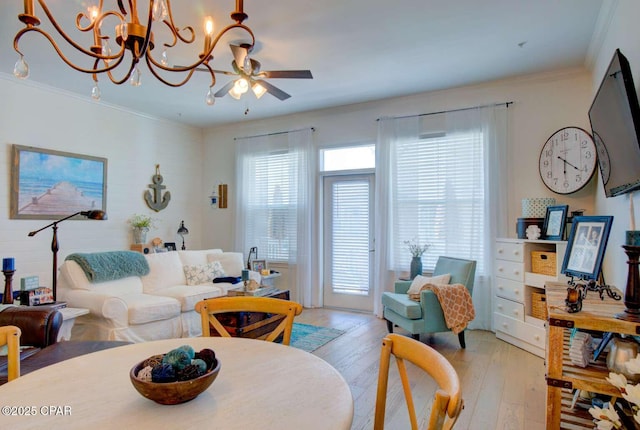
[494,313,545,350]
[495,259,524,282]
[495,296,524,321]
[495,277,524,303]
[495,241,524,263]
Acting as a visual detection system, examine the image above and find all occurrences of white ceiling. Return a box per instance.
[0,0,605,128]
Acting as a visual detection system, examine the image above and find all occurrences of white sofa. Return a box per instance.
[57,249,258,342]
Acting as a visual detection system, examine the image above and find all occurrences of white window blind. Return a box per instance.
[393,131,485,273]
[246,150,298,262]
[330,179,370,295]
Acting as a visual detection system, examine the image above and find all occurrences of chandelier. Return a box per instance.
[12,0,256,106]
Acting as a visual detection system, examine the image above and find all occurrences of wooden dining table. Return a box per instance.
[0,337,354,429]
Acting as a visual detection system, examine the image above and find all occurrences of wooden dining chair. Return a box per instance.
[374,333,463,430]
[195,297,303,345]
[0,325,22,382]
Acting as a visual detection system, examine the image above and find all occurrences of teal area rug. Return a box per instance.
[290,323,345,352]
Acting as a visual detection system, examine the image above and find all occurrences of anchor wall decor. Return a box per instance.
[144,165,171,212]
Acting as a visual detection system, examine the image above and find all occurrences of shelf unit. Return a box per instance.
[545,282,640,429]
[494,238,567,357]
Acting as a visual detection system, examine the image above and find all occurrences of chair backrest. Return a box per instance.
[374,333,463,430]
[433,257,476,293]
[195,297,303,345]
[0,325,21,382]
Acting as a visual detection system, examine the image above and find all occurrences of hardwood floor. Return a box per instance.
[295,308,547,430]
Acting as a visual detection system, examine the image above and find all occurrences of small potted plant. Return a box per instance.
[404,237,430,279]
[129,214,157,244]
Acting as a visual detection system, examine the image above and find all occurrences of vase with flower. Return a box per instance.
[590,355,640,429]
[128,214,157,244]
[404,238,430,280]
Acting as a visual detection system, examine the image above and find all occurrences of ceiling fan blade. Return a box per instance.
[260,70,313,79]
[214,81,235,98]
[256,80,291,101]
[212,69,236,76]
[230,44,248,70]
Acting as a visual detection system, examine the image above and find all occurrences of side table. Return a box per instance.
[57,307,89,341]
[260,271,281,288]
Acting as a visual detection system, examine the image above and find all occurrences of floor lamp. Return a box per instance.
[28,210,107,302]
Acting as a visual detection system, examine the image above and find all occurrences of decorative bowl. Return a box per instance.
[129,357,221,405]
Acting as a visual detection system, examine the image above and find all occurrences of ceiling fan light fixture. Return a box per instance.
[234,78,249,94]
[252,82,267,99]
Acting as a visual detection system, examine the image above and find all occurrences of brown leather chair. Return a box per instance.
[0,306,130,384]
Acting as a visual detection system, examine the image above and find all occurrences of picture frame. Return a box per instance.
[10,145,108,220]
[250,259,266,272]
[542,205,569,240]
[561,215,614,281]
[164,242,177,251]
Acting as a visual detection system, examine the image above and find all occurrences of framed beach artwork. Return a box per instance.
[10,145,108,220]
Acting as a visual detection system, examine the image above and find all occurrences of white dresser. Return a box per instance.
[494,238,567,357]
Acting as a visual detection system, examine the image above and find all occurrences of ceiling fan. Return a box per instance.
[211,43,313,101]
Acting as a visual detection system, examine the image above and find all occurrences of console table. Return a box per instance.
[545,282,639,428]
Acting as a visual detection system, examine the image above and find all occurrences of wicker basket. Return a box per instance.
[531,251,556,276]
[531,291,548,320]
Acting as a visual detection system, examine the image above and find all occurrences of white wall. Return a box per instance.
[203,69,597,251]
[591,0,640,291]
[0,76,205,290]
[202,66,597,301]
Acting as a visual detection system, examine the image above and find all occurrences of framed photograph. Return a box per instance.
[542,205,569,240]
[10,145,107,220]
[561,216,614,280]
[250,259,266,272]
[164,242,177,251]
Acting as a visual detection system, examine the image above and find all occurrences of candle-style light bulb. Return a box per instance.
[203,16,214,53]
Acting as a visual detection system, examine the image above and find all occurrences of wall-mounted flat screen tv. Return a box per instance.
[588,48,640,197]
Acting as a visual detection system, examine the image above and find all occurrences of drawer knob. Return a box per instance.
[513,310,519,316]
[502,323,508,328]
[513,269,520,275]
[498,266,504,273]
[498,285,504,290]
[497,304,503,310]
[514,290,520,295]
[498,248,504,254]
[534,335,540,340]
[513,250,520,256]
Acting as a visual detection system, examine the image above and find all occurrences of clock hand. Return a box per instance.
[557,156,567,176]
[557,155,580,171]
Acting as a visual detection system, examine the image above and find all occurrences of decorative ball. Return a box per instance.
[142,354,164,369]
[151,363,176,383]
[137,365,154,382]
[196,348,216,368]
[177,345,195,360]
[162,349,191,370]
[191,358,207,373]
[176,364,204,381]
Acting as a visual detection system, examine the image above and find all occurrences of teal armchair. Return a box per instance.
[381,256,476,348]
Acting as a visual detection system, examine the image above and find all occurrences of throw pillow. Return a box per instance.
[183,262,225,286]
[406,273,451,295]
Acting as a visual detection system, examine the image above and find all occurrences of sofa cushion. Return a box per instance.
[183,262,225,286]
[58,261,144,296]
[381,292,423,320]
[178,249,223,267]
[150,284,224,312]
[120,293,181,325]
[142,252,185,292]
[207,252,244,277]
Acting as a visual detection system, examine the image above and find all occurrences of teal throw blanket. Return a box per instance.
[66,251,150,283]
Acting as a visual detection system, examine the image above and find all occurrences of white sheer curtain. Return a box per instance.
[234,128,317,308]
[373,105,509,330]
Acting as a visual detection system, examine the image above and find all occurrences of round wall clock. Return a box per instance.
[538,127,597,194]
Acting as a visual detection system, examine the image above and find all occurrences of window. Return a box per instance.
[393,131,485,273]
[320,145,375,172]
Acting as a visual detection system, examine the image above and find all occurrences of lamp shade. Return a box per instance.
[177,220,189,236]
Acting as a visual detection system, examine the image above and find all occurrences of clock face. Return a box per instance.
[539,127,597,194]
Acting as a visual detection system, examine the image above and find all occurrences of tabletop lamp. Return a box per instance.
[28,210,107,302]
[177,220,189,250]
